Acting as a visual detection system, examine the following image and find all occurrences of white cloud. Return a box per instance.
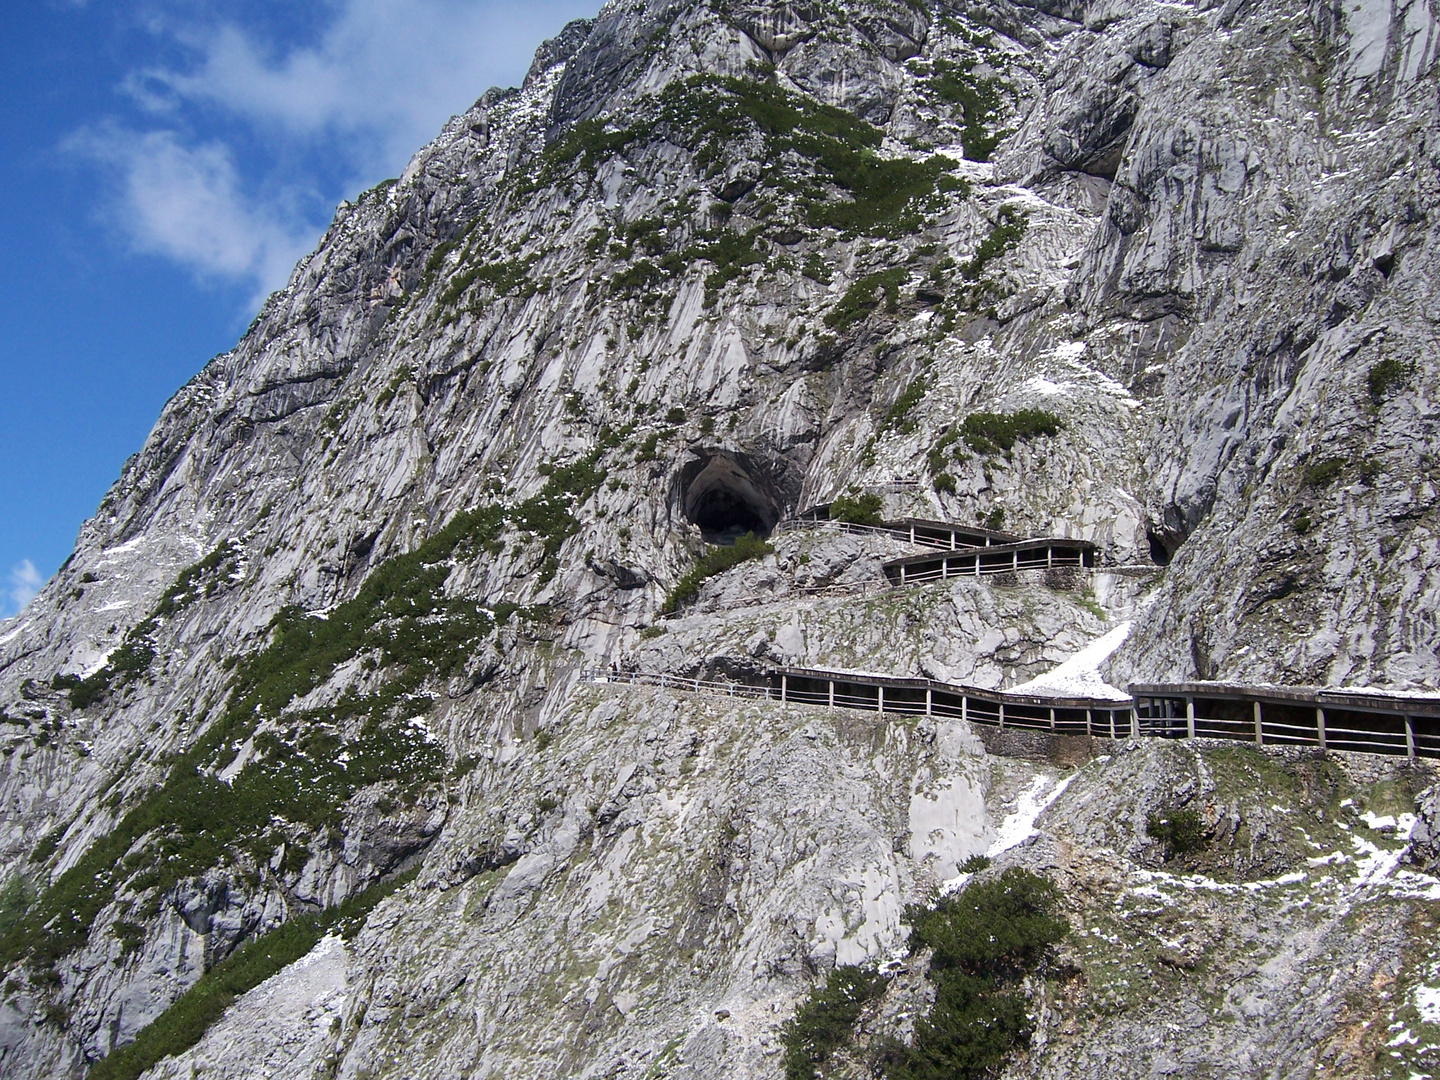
[74,0,596,302]
[7,561,42,615]
[133,0,598,176]
[68,124,318,302]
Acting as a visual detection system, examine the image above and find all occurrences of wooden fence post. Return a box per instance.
[1407,716,1417,758]
[999,703,1006,730]
[1316,707,1326,750]
[780,674,787,703]
[828,680,835,708]
[877,686,885,715]
[1253,700,1263,746]
[1186,697,1195,740]
[926,687,933,716]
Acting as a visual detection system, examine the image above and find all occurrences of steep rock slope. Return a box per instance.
[0,0,1438,1077]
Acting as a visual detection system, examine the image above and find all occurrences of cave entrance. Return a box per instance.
[681,454,782,544]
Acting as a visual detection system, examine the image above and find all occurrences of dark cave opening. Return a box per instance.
[681,454,782,544]
[690,486,769,538]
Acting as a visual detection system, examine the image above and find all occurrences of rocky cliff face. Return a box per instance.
[2,0,1440,1077]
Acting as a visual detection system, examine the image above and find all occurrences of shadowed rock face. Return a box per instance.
[3,0,1440,1076]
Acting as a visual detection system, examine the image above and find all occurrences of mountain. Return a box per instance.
[3,0,1440,1077]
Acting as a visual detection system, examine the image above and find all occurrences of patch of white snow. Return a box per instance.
[1008,623,1133,701]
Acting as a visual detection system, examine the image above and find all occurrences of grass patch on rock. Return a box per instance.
[89,870,415,1080]
[961,408,1061,456]
[664,533,773,614]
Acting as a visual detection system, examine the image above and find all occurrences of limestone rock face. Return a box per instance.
[1,0,1440,1077]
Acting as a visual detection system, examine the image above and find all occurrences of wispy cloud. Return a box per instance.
[132,1,594,172]
[75,0,597,304]
[69,124,316,303]
[6,561,42,616]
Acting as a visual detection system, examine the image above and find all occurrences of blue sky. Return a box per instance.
[0,0,598,616]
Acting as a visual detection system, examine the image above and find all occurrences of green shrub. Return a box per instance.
[929,58,1011,162]
[88,870,414,1080]
[59,542,243,710]
[825,268,907,331]
[0,875,33,937]
[959,206,1028,283]
[1146,807,1206,857]
[802,253,832,284]
[781,965,891,1080]
[664,533,773,613]
[961,408,1061,455]
[1368,357,1414,403]
[829,492,884,527]
[879,378,928,434]
[1302,457,1345,488]
[886,869,1066,1080]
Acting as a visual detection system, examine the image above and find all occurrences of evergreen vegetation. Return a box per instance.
[781,965,891,1080]
[879,378,929,434]
[664,533,773,613]
[9,458,608,978]
[1146,807,1207,858]
[1301,457,1345,488]
[961,409,1062,455]
[88,870,415,1080]
[779,870,1066,1080]
[884,869,1067,1079]
[929,57,1012,162]
[829,492,884,527]
[826,268,908,330]
[1368,356,1414,403]
[53,541,243,710]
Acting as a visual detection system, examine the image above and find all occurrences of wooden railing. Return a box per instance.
[588,668,1440,760]
[882,539,1097,584]
[587,666,1135,739]
[776,512,1020,553]
[1133,683,1440,759]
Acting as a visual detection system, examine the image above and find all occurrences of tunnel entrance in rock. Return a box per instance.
[681,454,783,544]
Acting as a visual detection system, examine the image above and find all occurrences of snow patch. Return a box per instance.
[987,774,1073,858]
[1008,623,1133,701]
[1416,986,1440,1024]
[1022,376,1067,396]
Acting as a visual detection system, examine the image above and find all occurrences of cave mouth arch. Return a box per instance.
[681,453,783,544]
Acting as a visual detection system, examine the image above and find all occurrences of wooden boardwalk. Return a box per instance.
[882,538,1097,584]
[1134,683,1440,758]
[643,506,1440,758]
[594,668,1440,761]
[775,512,1018,552]
[778,506,1096,585]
